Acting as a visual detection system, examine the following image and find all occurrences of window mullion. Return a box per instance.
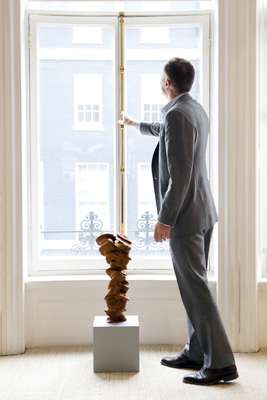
[118,12,126,235]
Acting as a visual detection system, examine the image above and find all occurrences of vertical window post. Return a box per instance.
[118,12,125,234]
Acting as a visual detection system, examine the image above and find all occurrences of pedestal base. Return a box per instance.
[93,315,139,372]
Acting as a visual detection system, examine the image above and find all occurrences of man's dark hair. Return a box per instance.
[164,57,195,93]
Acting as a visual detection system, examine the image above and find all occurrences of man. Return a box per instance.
[122,57,238,385]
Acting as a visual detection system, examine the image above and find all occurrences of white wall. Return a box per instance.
[25,279,267,349]
[0,0,25,355]
[24,277,215,347]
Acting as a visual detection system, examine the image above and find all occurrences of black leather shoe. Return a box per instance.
[183,364,238,385]
[160,353,203,370]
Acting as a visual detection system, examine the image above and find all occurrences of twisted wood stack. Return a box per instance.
[96,232,132,323]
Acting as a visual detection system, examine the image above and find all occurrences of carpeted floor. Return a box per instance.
[0,345,267,400]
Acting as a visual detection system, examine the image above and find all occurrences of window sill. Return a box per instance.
[25,274,176,283]
[25,273,216,284]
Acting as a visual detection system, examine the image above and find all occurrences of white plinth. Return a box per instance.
[93,315,139,372]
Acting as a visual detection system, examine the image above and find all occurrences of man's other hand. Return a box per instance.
[154,221,171,242]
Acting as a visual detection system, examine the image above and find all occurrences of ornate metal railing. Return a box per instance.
[71,211,103,255]
[71,211,168,256]
[133,211,168,252]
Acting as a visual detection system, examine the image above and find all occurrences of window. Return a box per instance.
[143,103,164,122]
[73,74,103,130]
[141,74,166,122]
[39,160,44,240]
[125,16,211,263]
[132,162,169,257]
[29,15,116,273]
[77,104,100,124]
[75,162,109,244]
[28,13,213,275]
[137,163,157,218]
[72,26,103,44]
[140,27,169,44]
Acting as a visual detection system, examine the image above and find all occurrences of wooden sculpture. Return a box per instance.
[96,232,132,323]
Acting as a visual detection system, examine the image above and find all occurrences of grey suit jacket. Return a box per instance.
[139,93,218,235]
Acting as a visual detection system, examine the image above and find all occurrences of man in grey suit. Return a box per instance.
[123,57,238,385]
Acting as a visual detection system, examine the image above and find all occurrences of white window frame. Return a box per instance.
[125,15,214,275]
[28,13,213,276]
[28,15,117,276]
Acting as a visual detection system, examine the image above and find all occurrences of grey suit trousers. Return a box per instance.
[169,226,235,369]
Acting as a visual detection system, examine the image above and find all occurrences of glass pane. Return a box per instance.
[36,22,116,257]
[125,21,203,257]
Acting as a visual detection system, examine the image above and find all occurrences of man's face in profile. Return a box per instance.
[160,71,168,96]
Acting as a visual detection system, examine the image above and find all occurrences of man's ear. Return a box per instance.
[165,79,171,89]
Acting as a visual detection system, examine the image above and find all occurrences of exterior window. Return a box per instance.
[29,14,212,275]
[77,104,100,123]
[125,17,212,265]
[143,103,165,122]
[141,74,166,122]
[73,74,103,130]
[72,26,103,44]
